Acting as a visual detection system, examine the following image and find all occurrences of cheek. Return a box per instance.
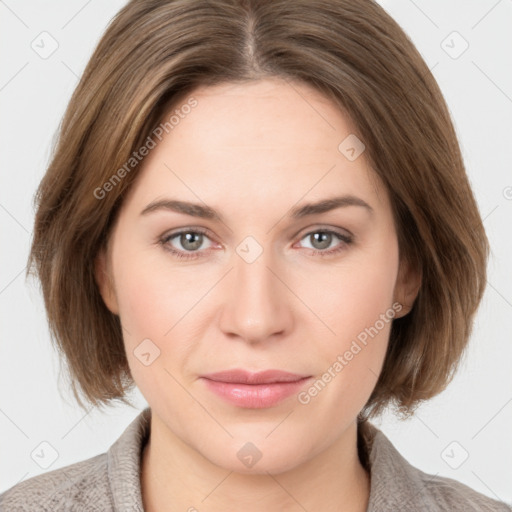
[301,235,399,404]
[117,270,169,335]
[112,243,213,386]
[111,241,184,347]
[112,252,192,400]
[311,236,399,342]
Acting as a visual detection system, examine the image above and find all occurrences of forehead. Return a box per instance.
[122,78,388,217]
[172,78,354,153]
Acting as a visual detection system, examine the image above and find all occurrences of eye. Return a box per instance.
[296,229,353,257]
[159,227,353,261]
[159,228,215,259]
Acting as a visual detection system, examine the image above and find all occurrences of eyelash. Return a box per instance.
[159,227,353,260]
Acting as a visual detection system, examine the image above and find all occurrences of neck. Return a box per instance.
[141,414,370,512]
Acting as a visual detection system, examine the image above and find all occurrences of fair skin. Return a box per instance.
[95,78,420,512]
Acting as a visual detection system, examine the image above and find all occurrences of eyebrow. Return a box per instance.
[140,194,374,222]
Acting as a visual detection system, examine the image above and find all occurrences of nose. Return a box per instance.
[218,244,293,345]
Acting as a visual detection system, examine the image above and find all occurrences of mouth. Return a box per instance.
[201,368,311,384]
[200,369,312,408]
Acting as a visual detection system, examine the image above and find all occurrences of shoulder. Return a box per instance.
[360,421,512,512]
[0,408,151,512]
[417,470,511,511]
[0,452,113,512]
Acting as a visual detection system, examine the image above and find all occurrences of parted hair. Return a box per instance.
[27,0,489,419]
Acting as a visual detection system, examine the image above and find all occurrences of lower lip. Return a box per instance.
[201,377,312,408]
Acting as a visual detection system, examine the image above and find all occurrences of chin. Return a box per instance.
[202,437,314,476]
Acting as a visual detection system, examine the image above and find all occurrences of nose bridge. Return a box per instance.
[236,241,276,298]
[219,234,291,342]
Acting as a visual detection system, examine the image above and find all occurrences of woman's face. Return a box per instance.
[96,77,417,473]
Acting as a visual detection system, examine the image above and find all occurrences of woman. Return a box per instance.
[1,0,509,510]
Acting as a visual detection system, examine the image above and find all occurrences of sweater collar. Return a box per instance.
[358,420,439,511]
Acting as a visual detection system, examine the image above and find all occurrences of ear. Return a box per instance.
[393,257,422,318]
[94,247,119,315]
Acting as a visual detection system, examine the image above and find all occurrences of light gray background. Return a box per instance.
[1,0,511,505]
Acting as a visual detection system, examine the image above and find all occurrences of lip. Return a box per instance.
[200,369,312,409]
[201,369,309,384]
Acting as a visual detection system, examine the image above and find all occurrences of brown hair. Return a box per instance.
[27,0,489,418]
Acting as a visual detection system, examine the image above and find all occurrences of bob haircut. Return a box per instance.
[27,0,489,420]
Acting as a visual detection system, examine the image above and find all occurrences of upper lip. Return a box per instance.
[201,369,310,384]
